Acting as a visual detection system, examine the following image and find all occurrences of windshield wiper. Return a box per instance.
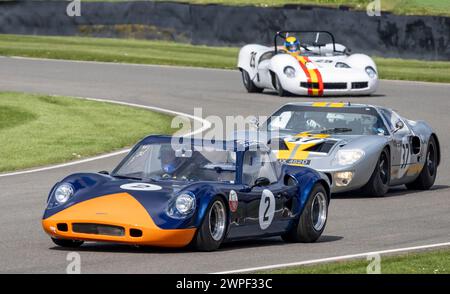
[315,128,352,134]
[112,174,142,180]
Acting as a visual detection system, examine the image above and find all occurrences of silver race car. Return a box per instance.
[262,102,440,196]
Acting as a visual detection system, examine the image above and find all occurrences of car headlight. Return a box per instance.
[365,66,377,79]
[334,171,354,187]
[167,192,196,218]
[335,62,351,68]
[283,66,296,78]
[335,149,365,166]
[54,183,74,204]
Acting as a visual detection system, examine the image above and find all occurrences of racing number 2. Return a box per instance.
[259,190,275,230]
[263,196,270,222]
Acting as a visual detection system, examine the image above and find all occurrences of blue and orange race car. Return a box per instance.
[42,135,330,251]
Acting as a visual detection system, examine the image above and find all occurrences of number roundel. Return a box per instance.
[258,189,275,230]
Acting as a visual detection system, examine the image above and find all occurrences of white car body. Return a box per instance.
[237,33,379,97]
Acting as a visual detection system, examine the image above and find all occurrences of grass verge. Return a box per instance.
[257,248,450,274]
[1,34,449,83]
[0,92,176,173]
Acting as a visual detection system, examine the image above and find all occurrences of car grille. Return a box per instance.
[300,82,348,90]
[72,223,125,236]
[351,82,369,89]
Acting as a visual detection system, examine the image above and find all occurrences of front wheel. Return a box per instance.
[51,238,84,248]
[275,74,288,97]
[282,183,328,243]
[241,69,263,93]
[361,148,390,197]
[406,136,437,190]
[192,197,228,251]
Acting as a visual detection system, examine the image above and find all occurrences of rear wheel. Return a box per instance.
[275,74,288,97]
[361,149,390,197]
[282,184,328,243]
[51,238,84,248]
[241,69,263,93]
[192,197,227,251]
[406,137,437,190]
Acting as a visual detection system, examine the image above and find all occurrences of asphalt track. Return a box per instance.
[0,56,448,273]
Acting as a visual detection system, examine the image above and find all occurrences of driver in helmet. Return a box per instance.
[284,36,301,56]
[159,145,185,178]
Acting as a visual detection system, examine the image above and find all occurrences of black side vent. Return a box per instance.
[304,141,336,153]
[352,82,369,89]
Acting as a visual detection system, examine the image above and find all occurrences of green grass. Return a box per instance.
[1,34,449,83]
[258,249,450,274]
[0,92,177,172]
[81,0,450,16]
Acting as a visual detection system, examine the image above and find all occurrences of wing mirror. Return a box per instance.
[392,120,404,134]
[98,170,109,175]
[251,177,271,189]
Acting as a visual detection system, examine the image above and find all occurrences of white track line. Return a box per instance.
[212,241,450,274]
[0,96,211,178]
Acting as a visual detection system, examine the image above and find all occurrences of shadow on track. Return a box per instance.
[48,235,343,254]
[333,184,450,199]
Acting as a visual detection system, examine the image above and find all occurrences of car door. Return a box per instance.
[229,150,292,239]
[379,109,415,184]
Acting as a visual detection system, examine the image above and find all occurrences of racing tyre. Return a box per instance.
[361,148,390,197]
[192,196,227,251]
[51,238,84,248]
[241,69,263,93]
[282,184,328,243]
[406,136,437,190]
[275,75,288,97]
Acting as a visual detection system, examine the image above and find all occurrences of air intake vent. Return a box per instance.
[72,223,125,236]
[57,223,68,232]
[352,82,369,89]
[304,141,336,153]
[301,82,347,90]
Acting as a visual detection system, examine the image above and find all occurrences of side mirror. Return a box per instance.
[98,170,109,175]
[392,120,404,134]
[253,177,271,188]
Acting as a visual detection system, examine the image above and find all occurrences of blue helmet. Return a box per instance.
[284,36,301,54]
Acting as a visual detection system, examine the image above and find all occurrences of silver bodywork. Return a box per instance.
[265,102,440,193]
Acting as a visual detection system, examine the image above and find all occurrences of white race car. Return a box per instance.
[237,31,378,97]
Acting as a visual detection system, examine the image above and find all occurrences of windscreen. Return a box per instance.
[265,105,388,136]
[113,143,236,183]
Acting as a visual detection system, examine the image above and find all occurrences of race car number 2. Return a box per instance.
[259,189,275,230]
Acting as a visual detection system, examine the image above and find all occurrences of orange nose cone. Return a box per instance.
[42,193,196,247]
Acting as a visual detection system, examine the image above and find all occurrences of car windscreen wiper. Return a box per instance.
[112,174,142,180]
[315,128,353,134]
